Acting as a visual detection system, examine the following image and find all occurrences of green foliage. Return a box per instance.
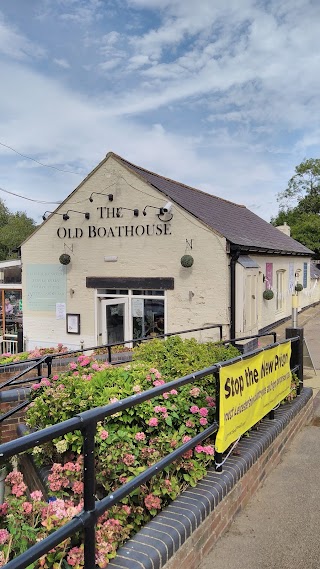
[272,158,320,257]
[277,158,320,209]
[133,335,240,379]
[0,200,36,260]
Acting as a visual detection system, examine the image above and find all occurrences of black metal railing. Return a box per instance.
[0,328,279,426]
[0,332,303,569]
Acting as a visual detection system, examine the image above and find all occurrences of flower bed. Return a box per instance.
[0,337,298,567]
[0,344,69,366]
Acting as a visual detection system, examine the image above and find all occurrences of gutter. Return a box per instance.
[230,247,241,340]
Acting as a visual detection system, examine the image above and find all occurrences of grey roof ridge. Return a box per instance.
[109,152,247,210]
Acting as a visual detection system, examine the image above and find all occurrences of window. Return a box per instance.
[276,270,285,311]
[303,263,308,288]
[132,298,164,339]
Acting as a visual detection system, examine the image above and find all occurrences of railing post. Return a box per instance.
[286,327,304,394]
[83,421,96,568]
[214,370,223,472]
[46,356,52,378]
[17,327,23,353]
[107,345,112,364]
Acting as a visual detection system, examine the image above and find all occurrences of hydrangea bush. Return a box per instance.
[1,336,298,567]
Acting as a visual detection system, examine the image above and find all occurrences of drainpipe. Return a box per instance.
[230,248,241,341]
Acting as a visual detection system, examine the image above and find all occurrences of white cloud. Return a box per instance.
[53,58,71,69]
[0,12,45,60]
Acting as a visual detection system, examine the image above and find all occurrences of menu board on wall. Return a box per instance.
[26,265,67,311]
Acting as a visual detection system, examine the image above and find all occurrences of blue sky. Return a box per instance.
[0,0,319,223]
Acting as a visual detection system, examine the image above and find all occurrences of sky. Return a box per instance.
[0,0,319,224]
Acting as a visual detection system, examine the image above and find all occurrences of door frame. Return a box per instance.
[100,298,129,345]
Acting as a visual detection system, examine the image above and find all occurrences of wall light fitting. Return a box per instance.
[42,211,64,221]
[89,192,114,202]
[63,210,90,221]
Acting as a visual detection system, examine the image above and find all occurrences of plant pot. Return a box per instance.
[263,289,274,300]
[181,254,194,268]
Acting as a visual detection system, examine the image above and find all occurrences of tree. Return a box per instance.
[0,200,36,260]
[277,158,320,211]
[272,159,320,258]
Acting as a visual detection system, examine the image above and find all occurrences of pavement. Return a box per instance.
[200,305,320,569]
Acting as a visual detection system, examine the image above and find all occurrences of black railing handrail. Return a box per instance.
[0,335,301,569]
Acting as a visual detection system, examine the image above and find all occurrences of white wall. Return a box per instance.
[22,156,229,350]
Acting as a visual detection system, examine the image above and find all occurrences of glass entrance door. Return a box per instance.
[101,299,129,345]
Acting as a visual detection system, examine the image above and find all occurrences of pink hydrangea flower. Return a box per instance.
[153,379,165,386]
[186,420,194,427]
[154,406,167,413]
[23,502,33,514]
[200,417,208,426]
[203,445,214,455]
[133,385,141,393]
[123,453,135,466]
[163,392,169,399]
[30,490,43,501]
[190,405,199,414]
[195,445,204,453]
[146,374,152,381]
[69,362,77,370]
[144,494,161,511]
[154,371,162,379]
[110,397,119,404]
[100,430,109,440]
[190,387,201,397]
[135,432,146,441]
[183,435,192,443]
[73,371,79,377]
[199,407,209,417]
[0,529,9,544]
[91,363,100,371]
[31,383,42,390]
[149,368,158,373]
[72,481,84,494]
[148,417,158,427]
[0,503,8,515]
[52,375,59,381]
[170,389,178,395]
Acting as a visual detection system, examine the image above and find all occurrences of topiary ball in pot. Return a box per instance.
[59,253,71,265]
[295,283,303,292]
[263,289,274,300]
[181,254,194,268]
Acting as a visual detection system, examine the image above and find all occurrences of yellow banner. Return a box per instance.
[215,341,292,453]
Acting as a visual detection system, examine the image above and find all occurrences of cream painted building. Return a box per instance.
[21,153,315,350]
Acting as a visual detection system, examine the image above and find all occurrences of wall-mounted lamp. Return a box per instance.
[89,192,114,203]
[42,211,64,221]
[63,210,90,221]
[143,202,173,221]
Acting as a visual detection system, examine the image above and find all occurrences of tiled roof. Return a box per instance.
[112,153,313,256]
